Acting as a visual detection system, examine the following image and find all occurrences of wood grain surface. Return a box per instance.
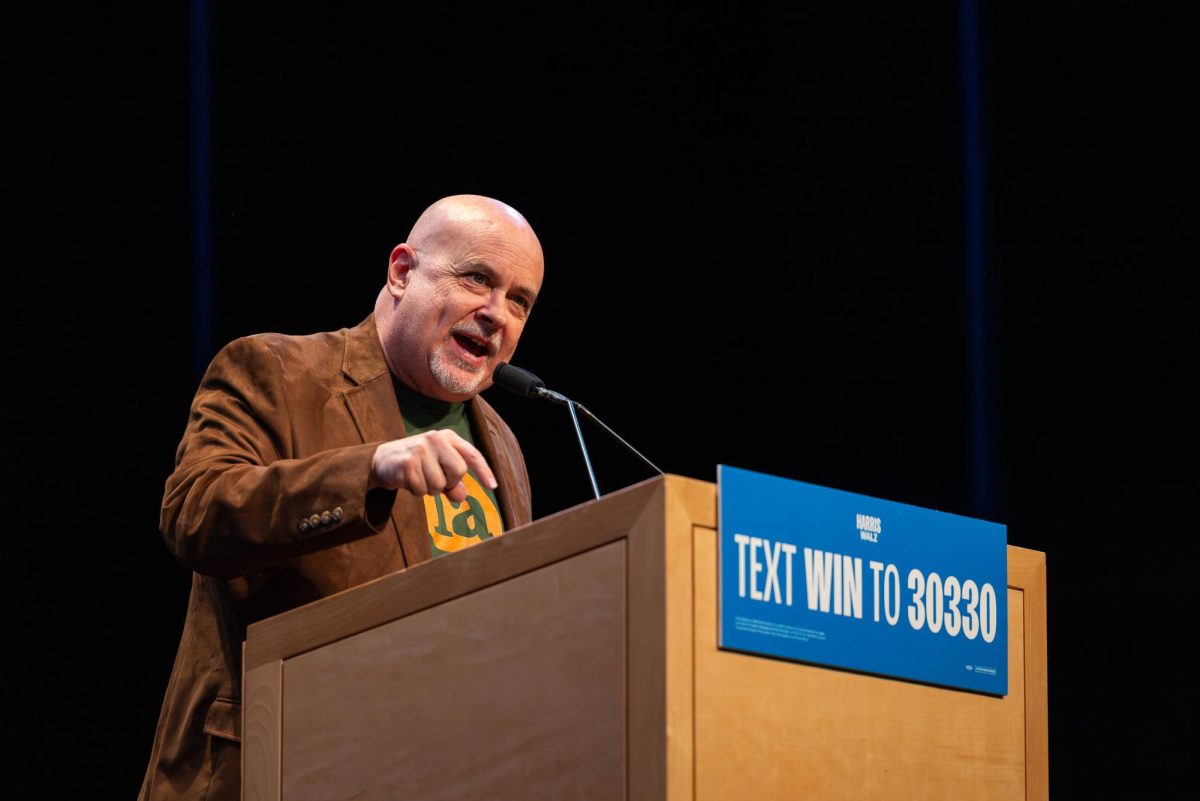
[280,541,626,801]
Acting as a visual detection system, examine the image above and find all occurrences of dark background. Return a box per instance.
[7,2,1197,796]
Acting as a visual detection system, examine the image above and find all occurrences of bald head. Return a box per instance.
[407,195,543,263]
[375,195,545,401]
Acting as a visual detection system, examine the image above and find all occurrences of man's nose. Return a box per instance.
[477,289,509,330]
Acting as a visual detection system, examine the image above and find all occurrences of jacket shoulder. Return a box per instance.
[225,327,349,363]
[208,327,353,387]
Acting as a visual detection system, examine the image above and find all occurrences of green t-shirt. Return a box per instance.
[392,377,505,558]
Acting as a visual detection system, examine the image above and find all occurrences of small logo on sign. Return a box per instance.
[856,513,881,543]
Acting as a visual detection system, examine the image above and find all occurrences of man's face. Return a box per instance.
[384,223,543,402]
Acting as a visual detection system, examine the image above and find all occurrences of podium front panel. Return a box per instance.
[279,541,625,801]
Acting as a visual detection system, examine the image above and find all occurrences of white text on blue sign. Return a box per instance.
[731,535,998,642]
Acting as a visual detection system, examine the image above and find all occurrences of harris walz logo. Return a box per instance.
[856,513,881,543]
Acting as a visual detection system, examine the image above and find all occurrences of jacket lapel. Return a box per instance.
[468,396,528,532]
[340,316,432,567]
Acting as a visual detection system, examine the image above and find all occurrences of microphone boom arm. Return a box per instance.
[564,399,601,500]
[493,362,662,500]
[571,401,665,478]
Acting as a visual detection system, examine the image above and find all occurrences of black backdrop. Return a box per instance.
[7,2,1197,797]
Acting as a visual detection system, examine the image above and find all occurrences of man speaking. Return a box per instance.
[139,195,545,800]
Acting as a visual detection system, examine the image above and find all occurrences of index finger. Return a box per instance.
[446,433,498,490]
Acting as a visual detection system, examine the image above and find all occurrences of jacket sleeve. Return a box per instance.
[160,336,397,578]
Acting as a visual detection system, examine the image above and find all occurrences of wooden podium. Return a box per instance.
[243,475,1047,801]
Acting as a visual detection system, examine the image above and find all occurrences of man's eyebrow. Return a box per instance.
[513,281,539,307]
[460,261,538,305]
[458,260,497,278]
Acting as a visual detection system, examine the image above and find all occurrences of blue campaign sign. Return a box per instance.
[718,465,1007,695]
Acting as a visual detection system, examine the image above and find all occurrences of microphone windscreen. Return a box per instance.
[492,362,545,397]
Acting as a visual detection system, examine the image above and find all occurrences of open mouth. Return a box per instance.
[452,332,492,360]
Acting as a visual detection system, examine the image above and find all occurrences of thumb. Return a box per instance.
[445,480,468,504]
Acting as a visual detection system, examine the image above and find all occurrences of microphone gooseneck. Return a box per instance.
[491,362,664,500]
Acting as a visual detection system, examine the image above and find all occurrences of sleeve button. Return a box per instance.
[299,519,310,533]
[332,507,344,521]
[309,514,321,528]
[320,511,332,526]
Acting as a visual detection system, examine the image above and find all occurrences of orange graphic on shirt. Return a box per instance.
[422,472,504,553]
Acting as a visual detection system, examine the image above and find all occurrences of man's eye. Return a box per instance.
[467,272,489,285]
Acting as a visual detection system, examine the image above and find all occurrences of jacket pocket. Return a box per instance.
[202,696,242,743]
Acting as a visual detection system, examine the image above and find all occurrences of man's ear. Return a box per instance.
[386,244,416,298]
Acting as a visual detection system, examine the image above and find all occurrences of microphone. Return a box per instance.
[492,362,663,499]
[491,362,567,405]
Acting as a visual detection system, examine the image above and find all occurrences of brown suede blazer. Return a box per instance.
[139,315,532,801]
